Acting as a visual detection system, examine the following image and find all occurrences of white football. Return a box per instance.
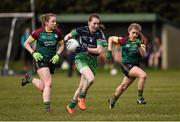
[110,68,118,76]
[66,38,79,52]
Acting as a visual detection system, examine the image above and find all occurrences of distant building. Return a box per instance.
[51,13,180,69]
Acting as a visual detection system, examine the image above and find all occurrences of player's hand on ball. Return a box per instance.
[66,38,80,52]
[32,52,43,62]
[76,45,87,53]
[81,44,88,51]
[50,54,60,64]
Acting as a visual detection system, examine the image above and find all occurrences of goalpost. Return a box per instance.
[0,0,35,76]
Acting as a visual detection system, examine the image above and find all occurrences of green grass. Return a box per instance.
[0,69,180,121]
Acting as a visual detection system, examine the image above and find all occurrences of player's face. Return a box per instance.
[88,18,100,33]
[129,28,139,41]
[46,16,57,30]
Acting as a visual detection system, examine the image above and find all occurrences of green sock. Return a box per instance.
[44,102,50,111]
[28,77,33,83]
[26,74,33,83]
[69,99,77,108]
[79,91,86,98]
[138,90,144,99]
[113,95,119,102]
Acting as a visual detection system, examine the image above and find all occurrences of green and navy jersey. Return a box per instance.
[71,26,107,57]
[31,27,63,61]
[118,37,142,65]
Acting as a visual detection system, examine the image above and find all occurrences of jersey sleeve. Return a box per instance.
[55,28,63,41]
[118,36,128,45]
[70,29,78,37]
[54,28,64,45]
[70,26,84,37]
[31,27,44,40]
[97,39,107,47]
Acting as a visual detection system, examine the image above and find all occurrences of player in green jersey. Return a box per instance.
[106,23,148,108]
[22,13,64,112]
[64,13,107,114]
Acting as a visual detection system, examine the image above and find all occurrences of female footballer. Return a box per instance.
[22,13,64,112]
[64,13,107,114]
[106,23,148,108]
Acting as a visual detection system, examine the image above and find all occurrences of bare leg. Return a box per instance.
[129,66,147,92]
[108,76,134,108]
[37,67,52,103]
[81,67,95,94]
[115,76,134,97]
[129,66,147,104]
[32,78,44,91]
[72,76,84,100]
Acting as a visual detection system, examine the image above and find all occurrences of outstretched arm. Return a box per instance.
[139,33,147,58]
[107,36,119,51]
[105,36,119,59]
[87,45,103,55]
[64,33,73,41]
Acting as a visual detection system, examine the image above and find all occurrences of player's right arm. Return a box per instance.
[106,36,119,59]
[64,33,72,41]
[24,35,35,54]
[64,29,79,41]
[107,36,119,51]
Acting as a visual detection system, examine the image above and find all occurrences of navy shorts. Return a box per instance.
[34,60,55,74]
[121,63,139,78]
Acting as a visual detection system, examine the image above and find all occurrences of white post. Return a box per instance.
[0,12,34,75]
[31,0,35,31]
[3,17,17,70]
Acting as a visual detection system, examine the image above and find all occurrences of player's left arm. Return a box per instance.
[139,33,147,57]
[107,36,119,51]
[87,32,107,55]
[56,29,64,55]
[87,41,103,55]
[56,39,64,55]
[64,29,79,42]
[24,35,36,54]
[139,44,146,57]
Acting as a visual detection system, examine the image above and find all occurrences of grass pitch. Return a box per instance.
[0,69,180,121]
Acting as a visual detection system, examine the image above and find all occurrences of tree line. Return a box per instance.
[0,0,180,24]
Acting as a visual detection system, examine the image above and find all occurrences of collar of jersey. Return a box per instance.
[45,27,53,32]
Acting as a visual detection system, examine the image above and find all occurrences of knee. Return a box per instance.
[140,73,147,80]
[89,80,94,85]
[87,76,95,85]
[88,79,94,86]
[44,80,52,88]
